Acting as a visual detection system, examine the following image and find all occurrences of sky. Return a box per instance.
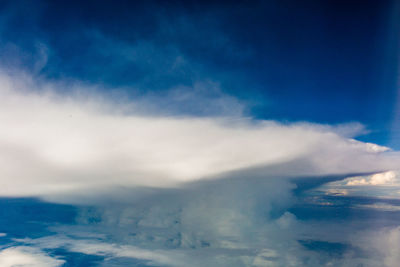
[0,0,400,266]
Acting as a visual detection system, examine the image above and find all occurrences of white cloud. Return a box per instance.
[10,175,305,266]
[15,233,306,267]
[1,70,400,266]
[346,171,398,186]
[0,246,64,267]
[10,174,400,267]
[347,226,400,267]
[0,71,398,202]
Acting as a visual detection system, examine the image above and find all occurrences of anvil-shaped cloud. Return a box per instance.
[1,71,400,266]
[0,70,399,202]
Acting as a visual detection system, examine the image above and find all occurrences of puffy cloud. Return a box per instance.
[5,176,311,266]
[317,170,400,200]
[0,246,64,267]
[8,172,394,266]
[346,171,398,186]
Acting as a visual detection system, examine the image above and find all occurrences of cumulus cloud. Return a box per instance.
[346,171,398,186]
[0,3,398,266]
[13,229,314,267]
[6,172,395,266]
[318,171,400,199]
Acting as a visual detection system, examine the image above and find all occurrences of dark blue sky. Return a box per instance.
[0,0,399,146]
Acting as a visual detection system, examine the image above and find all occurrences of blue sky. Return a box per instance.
[0,0,400,266]
[1,0,399,145]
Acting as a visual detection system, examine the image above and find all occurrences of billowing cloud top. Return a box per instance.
[0,71,399,201]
